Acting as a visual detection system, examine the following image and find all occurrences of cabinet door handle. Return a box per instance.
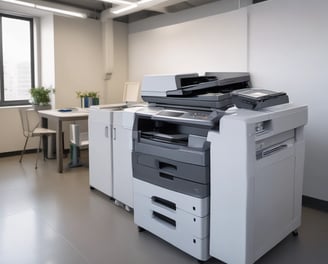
[113,127,116,140]
[105,126,109,138]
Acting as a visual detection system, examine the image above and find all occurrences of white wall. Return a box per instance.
[53,16,104,146]
[129,0,249,34]
[54,16,104,108]
[40,15,55,91]
[103,21,129,103]
[0,107,33,153]
[129,8,248,82]
[248,0,328,201]
[40,15,56,108]
[129,0,328,202]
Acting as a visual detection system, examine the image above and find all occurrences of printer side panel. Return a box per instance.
[208,117,251,264]
[252,106,307,261]
[209,105,307,264]
[293,117,306,227]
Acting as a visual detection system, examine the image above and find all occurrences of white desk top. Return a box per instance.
[38,108,89,119]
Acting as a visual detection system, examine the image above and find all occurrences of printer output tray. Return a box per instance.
[144,93,232,109]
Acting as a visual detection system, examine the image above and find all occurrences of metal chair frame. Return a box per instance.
[19,107,56,169]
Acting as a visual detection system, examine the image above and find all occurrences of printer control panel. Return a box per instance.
[155,109,221,127]
[189,111,211,120]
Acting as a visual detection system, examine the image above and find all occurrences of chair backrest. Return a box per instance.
[122,82,140,104]
[70,124,88,147]
[19,107,41,137]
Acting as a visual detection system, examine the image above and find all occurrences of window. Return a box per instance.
[0,14,34,106]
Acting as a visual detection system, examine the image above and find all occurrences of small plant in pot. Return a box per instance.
[88,91,100,106]
[76,91,88,108]
[76,90,100,108]
[30,87,53,110]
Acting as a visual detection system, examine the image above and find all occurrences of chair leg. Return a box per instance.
[35,136,42,169]
[19,137,29,163]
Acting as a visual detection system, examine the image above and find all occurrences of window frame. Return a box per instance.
[0,13,35,107]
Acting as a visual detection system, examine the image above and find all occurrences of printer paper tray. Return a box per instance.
[133,153,209,198]
[134,180,210,261]
[135,139,209,166]
[134,152,209,184]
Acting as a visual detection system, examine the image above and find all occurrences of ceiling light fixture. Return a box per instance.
[110,3,137,14]
[1,0,34,8]
[0,0,87,18]
[100,0,154,15]
[100,0,134,5]
[35,5,87,18]
[138,0,153,4]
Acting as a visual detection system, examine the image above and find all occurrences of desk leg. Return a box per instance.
[56,120,63,173]
[41,117,48,160]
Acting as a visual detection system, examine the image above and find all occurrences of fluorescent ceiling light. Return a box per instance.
[110,3,137,14]
[100,0,154,5]
[102,0,155,15]
[138,0,153,4]
[100,0,133,5]
[35,5,87,18]
[0,0,87,18]
[1,0,35,8]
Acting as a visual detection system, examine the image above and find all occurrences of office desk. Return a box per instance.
[38,109,89,173]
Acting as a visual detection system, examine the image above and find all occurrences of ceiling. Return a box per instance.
[41,0,110,14]
[0,0,268,22]
[38,0,226,22]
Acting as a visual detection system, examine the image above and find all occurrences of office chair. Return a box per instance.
[69,123,89,167]
[19,107,56,169]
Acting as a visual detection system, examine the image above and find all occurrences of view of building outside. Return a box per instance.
[2,16,32,101]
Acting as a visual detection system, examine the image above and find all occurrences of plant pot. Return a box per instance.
[32,104,51,111]
[92,97,99,105]
[83,96,93,108]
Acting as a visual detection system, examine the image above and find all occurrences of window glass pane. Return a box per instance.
[2,17,32,101]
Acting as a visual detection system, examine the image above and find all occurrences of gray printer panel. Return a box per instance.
[132,109,211,196]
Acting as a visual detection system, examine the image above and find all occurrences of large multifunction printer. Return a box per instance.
[132,73,308,264]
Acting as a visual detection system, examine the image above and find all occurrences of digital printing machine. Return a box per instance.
[132,73,308,263]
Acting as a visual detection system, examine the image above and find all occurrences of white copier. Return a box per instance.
[132,73,308,263]
[88,82,143,210]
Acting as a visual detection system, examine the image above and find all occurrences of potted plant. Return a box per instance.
[30,87,53,110]
[76,91,88,108]
[88,91,100,106]
[76,90,100,108]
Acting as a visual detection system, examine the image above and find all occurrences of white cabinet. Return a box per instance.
[89,106,143,207]
[112,110,135,208]
[88,109,113,197]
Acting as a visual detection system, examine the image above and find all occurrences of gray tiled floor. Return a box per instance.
[0,154,327,264]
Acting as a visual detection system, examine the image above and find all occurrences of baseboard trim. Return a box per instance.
[0,149,37,158]
[302,195,328,212]
[0,149,70,158]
